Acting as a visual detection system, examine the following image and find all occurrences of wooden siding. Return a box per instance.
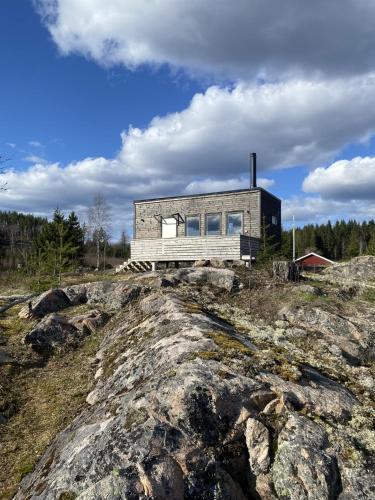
[134,190,262,240]
[131,235,259,262]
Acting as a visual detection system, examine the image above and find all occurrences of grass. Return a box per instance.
[361,288,375,303]
[0,302,107,499]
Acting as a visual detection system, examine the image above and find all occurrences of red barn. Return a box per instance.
[295,252,334,270]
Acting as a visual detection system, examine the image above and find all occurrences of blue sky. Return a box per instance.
[2,0,375,237]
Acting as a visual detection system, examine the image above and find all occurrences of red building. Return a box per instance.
[295,252,334,270]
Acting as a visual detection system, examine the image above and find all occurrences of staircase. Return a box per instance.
[115,259,153,273]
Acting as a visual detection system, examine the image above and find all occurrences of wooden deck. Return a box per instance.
[131,234,259,262]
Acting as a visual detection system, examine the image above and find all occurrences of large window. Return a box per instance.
[227,212,243,235]
[186,215,200,236]
[205,213,221,235]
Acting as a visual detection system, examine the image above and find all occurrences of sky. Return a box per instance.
[2,0,375,238]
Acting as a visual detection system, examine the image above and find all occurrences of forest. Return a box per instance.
[282,219,375,260]
[0,200,130,286]
[1,208,375,284]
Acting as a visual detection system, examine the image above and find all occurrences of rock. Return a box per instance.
[272,413,341,500]
[19,289,71,319]
[154,276,175,288]
[324,255,375,283]
[62,284,87,305]
[273,261,299,282]
[173,267,240,292]
[69,309,108,334]
[82,281,145,310]
[209,258,229,268]
[24,309,109,353]
[296,284,323,296]
[0,349,14,365]
[13,282,375,499]
[280,305,374,365]
[245,418,270,475]
[193,259,210,267]
[24,314,89,353]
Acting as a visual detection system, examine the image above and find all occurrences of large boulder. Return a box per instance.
[173,267,240,292]
[65,281,146,310]
[19,289,71,319]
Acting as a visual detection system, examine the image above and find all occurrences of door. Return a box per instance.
[162,217,177,238]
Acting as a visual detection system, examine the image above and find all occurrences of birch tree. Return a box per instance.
[87,194,111,270]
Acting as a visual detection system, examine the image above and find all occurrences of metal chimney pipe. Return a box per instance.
[250,152,257,188]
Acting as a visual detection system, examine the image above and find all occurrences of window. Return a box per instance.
[272,215,278,225]
[206,213,221,235]
[186,215,200,236]
[227,212,243,235]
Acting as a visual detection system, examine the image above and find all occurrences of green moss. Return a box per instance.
[58,492,77,500]
[208,331,253,356]
[17,460,35,480]
[196,351,222,361]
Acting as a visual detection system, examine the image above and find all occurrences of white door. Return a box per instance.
[162,217,177,238]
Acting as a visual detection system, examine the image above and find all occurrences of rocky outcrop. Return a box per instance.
[323,255,375,283]
[24,310,108,353]
[280,305,375,365]
[19,282,147,320]
[15,288,374,499]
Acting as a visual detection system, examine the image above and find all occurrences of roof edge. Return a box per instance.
[133,187,280,204]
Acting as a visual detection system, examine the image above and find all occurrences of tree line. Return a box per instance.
[0,195,130,283]
[282,219,375,261]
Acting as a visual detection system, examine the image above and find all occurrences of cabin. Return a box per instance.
[295,252,334,272]
[120,154,281,272]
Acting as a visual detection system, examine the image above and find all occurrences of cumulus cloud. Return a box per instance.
[303,156,375,201]
[34,0,375,80]
[3,76,375,230]
[283,195,375,226]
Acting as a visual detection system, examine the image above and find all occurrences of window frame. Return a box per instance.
[185,214,201,237]
[226,211,244,235]
[205,212,222,236]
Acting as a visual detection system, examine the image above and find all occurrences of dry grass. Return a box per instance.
[0,302,106,499]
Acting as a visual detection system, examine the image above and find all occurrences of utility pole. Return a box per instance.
[292,215,296,262]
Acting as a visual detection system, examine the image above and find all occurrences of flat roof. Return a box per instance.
[134,187,281,204]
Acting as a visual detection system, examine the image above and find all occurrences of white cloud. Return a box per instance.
[28,141,43,148]
[3,77,375,231]
[5,142,16,149]
[34,0,375,80]
[23,154,48,164]
[283,195,375,226]
[303,156,375,201]
[184,177,274,194]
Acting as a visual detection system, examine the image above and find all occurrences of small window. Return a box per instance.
[227,212,243,235]
[206,213,221,236]
[186,215,200,236]
[272,215,278,225]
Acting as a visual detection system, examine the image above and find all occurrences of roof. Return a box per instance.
[134,187,281,204]
[295,252,334,264]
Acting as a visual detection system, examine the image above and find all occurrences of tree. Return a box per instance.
[87,194,111,270]
[32,209,83,283]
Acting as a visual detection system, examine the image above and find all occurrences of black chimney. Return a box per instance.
[250,152,257,188]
